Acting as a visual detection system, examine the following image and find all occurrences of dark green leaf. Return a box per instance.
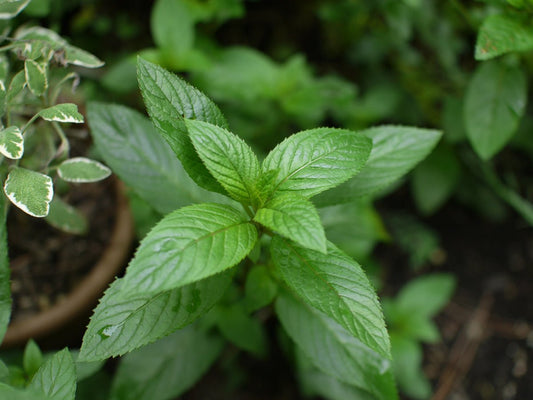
[0,189,10,343]
[244,265,278,312]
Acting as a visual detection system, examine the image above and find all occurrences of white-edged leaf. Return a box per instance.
[271,237,390,359]
[316,126,442,205]
[476,14,533,60]
[186,119,260,205]
[28,348,76,400]
[45,196,88,234]
[4,167,53,217]
[0,0,30,18]
[0,126,24,159]
[137,57,228,194]
[79,271,232,361]
[121,203,257,295]
[38,103,84,123]
[254,193,326,253]
[110,324,222,400]
[57,157,111,183]
[63,45,104,68]
[262,127,372,199]
[276,291,398,400]
[88,102,223,215]
[24,60,47,96]
[464,61,527,160]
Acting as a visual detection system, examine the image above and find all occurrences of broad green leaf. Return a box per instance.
[254,193,326,253]
[0,190,10,343]
[262,127,372,199]
[151,0,194,59]
[70,351,105,382]
[0,126,24,159]
[271,237,390,359]
[122,203,257,295]
[23,339,44,377]
[24,60,47,97]
[79,272,232,361]
[0,0,30,18]
[38,103,84,123]
[29,348,76,400]
[464,61,527,160]
[215,303,268,357]
[57,157,111,183]
[88,103,222,214]
[137,58,228,193]
[411,145,460,215]
[0,384,49,400]
[110,325,222,400]
[185,119,260,205]
[316,126,442,205]
[244,265,278,312]
[476,14,533,60]
[395,274,455,317]
[390,335,431,400]
[4,167,53,217]
[275,291,397,400]
[45,196,88,234]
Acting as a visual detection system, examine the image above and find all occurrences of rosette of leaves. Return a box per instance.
[0,0,109,348]
[78,58,442,400]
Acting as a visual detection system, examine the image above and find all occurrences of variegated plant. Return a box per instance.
[0,0,110,233]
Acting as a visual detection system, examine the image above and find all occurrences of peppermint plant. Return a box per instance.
[75,58,441,400]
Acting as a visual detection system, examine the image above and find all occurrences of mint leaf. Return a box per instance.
[276,291,397,400]
[23,339,43,377]
[122,203,257,295]
[4,167,53,217]
[79,272,232,361]
[464,61,527,160]
[0,126,24,159]
[137,58,228,193]
[151,0,194,60]
[255,194,326,253]
[185,119,260,205]
[476,14,533,60]
[0,384,48,400]
[88,103,222,214]
[38,103,84,123]
[57,157,111,183]
[262,127,372,199]
[244,265,278,313]
[271,237,390,359]
[110,324,222,400]
[316,126,442,205]
[28,348,76,400]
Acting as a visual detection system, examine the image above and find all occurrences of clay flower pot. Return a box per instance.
[1,179,134,347]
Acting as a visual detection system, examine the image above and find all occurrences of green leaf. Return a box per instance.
[151,0,194,59]
[0,79,6,117]
[109,324,222,400]
[0,126,24,159]
[45,196,88,234]
[254,193,326,253]
[122,202,256,295]
[390,335,431,399]
[185,119,260,205]
[7,70,26,101]
[23,339,43,377]
[24,60,47,97]
[38,103,84,124]
[464,61,527,160]
[0,190,10,343]
[62,45,104,69]
[137,58,228,193]
[79,272,232,361]
[262,127,372,199]
[316,126,442,205]
[0,0,30,18]
[0,384,49,400]
[3,167,53,217]
[476,14,533,60]
[215,303,268,357]
[28,348,76,400]
[88,103,222,215]
[70,350,105,382]
[271,237,390,359]
[395,273,455,317]
[57,157,111,183]
[244,265,278,312]
[411,145,460,215]
[275,291,398,400]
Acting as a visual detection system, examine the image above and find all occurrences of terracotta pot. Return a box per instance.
[1,179,134,347]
